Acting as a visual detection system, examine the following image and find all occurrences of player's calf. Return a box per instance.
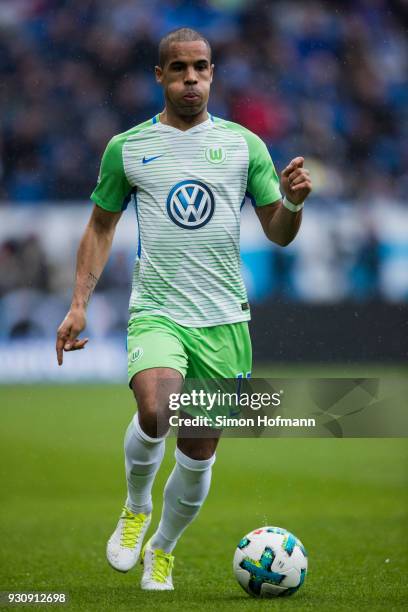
[107,416,165,572]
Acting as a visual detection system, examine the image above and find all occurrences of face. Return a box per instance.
[155,41,214,117]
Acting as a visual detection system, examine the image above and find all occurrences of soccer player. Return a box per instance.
[56,28,312,591]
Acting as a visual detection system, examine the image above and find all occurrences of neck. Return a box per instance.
[159,106,209,131]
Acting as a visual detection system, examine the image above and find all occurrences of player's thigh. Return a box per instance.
[180,321,252,428]
[127,316,187,436]
[184,321,252,379]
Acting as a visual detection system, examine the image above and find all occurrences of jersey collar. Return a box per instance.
[152,113,214,134]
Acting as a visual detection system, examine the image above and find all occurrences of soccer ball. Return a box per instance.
[233,526,308,598]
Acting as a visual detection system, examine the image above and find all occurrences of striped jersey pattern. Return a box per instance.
[91,114,281,327]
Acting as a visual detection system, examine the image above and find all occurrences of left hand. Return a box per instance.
[281,157,312,205]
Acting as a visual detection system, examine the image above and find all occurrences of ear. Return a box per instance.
[210,63,214,84]
[155,65,163,84]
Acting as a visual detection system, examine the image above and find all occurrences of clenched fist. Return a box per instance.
[281,157,312,206]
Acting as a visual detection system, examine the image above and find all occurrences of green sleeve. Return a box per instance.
[90,135,133,212]
[245,131,281,206]
[220,120,281,207]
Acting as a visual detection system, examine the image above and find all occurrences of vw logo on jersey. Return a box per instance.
[167,180,215,229]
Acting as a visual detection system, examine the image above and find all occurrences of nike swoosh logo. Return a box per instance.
[142,154,164,164]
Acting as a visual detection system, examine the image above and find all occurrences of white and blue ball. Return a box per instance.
[233,526,308,598]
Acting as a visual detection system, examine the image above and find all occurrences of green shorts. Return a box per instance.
[127,314,252,383]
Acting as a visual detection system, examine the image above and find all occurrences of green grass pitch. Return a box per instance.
[0,365,407,611]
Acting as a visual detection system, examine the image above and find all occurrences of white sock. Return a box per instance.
[150,447,215,553]
[124,414,165,515]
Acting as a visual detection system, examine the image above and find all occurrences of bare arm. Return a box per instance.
[56,205,122,365]
[255,156,312,247]
[256,199,303,247]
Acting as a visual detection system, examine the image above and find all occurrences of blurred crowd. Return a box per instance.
[1,198,407,339]
[0,230,133,338]
[0,0,407,203]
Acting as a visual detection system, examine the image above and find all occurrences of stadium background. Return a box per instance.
[0,1,407,610]
[0,0,407,380]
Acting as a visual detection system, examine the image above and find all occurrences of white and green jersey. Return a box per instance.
[91,114,281,327]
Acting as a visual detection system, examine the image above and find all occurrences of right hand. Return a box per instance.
[56,308,88,365]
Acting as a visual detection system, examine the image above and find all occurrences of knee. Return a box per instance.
[131,387,165,439]
[177,438,217,461]
[137,407,168,439]
[137,405,157,429]
[131,386,170,439]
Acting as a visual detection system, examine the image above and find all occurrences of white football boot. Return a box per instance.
[141,539,175,590]
[106,506,151,572]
